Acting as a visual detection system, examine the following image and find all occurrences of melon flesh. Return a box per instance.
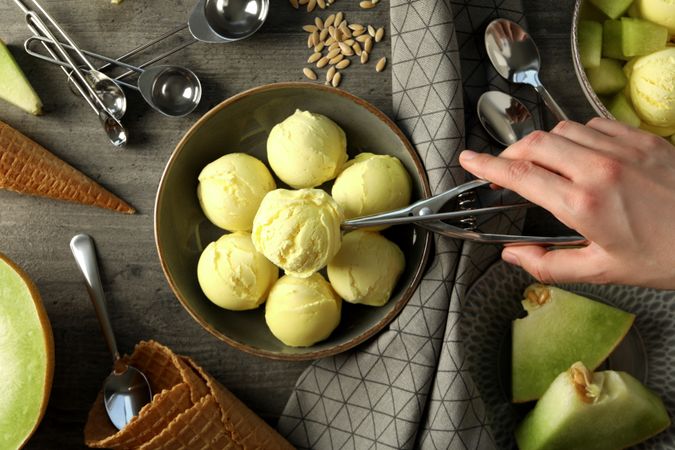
[516,362,671,450]
[512,285,635,402]
[0,255,53,449]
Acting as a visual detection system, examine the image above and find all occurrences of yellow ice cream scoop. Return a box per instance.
[265,273,341,347]
[197,153,276,232]
[639,0,675,35]
[252,188,343,278]
[197,232,278,311]
[267,110,348,188]
[331,153,412,224]
[328,230,405,307]
[630,48,675,128]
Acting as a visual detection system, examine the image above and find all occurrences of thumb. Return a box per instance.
[502,245,606,285]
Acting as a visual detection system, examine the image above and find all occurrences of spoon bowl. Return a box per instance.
[485,18,568,122]
[87,70,127,120]
[139,66,202,117]
[477,91,536,146]
[70,234,151,430]
[205,0,268,40]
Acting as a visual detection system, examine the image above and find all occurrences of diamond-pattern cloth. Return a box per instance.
[278,1,539,448]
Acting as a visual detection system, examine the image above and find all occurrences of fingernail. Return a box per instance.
[460,150,478,161]
[502,250,521,267]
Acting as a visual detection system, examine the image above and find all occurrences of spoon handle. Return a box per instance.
[70,234,120,364]
[534,84,569,122]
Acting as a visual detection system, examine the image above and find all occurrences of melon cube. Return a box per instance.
[586,58,628,95]
[602,20,627,60]
[589,0,633,18]
[607,92,641,127]
[579,20,603,68]
[621,17,669,57]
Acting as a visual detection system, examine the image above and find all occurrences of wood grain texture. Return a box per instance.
[0,1,591,448]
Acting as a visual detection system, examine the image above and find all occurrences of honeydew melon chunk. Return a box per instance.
[586,58,628,95]
[0,253,54,450]
[627,0,642,17]
[589,0,633,18]
[0,40,42,115]
[602,20,628,60]
[512,285,635,402]
[578,20,603,68]
[621,17,669,57]
[639,0,675,35]
[607,92,641,127]
[640,121,675,136]
[515,362,671,450]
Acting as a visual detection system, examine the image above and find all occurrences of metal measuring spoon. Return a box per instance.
[484,18,568,122]
[70,234,152,430]
[189,0,269,43]
[26,36,202,117]
[477,91,536,146]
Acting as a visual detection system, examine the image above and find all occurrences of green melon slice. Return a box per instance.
[0,40,42,116]
[621,18,669,57]
[589,0,633,18]
[586,58,628,95]
[602,20,628,60]
[579,20,603,68]
[515,362,671,450]
[607,92,641,127]
[512,285,635,402]
[0,253,54,450]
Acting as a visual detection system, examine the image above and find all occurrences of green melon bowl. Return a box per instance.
[154,83,432,361]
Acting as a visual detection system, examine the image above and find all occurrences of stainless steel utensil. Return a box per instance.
[26,0,127,119]
[485,18,569,122]
[70,234,152,430]
[477,91,536,146]
[13,0,128,146]
[27,36,202,117]
[342,180,587,246]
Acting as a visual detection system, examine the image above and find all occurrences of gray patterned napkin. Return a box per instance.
[278,1,538,448]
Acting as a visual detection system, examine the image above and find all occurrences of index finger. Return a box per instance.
[459,150,575,224]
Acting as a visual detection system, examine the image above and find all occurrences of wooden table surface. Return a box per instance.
[0,1,593,448]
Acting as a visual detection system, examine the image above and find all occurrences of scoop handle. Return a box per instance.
[70,233,120,364]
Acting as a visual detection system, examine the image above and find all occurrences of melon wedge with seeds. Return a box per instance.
[512,285,635,402]
[0,253,54,449]
[515,362,671,450]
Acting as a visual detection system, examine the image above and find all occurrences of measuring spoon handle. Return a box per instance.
[70,234,120,364]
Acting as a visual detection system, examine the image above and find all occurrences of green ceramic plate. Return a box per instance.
[154,82,432,360]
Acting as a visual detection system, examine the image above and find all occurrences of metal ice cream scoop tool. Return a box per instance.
[485,18,569,122]
[70,234,152,430]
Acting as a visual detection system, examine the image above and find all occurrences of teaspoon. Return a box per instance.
[70,234,152,430]
[484,18,569,122]
[477,91,536,146]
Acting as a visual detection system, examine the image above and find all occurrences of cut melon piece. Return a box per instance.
[0,253,54,449]
[586,58,628,95]
[640,121,675,136]
[623,57,638,78]
[607,92,641,127]
[578,20,603,68]
[602,20,627,60]
[512,285,635,402]
[0,40,42,115]
[621,18,669,57]
[580,1,610,21]
[589,0,633,18]
[515,362,671,450]
[627,0,642,17]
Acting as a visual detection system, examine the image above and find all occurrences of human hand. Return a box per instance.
[459,118,675,289]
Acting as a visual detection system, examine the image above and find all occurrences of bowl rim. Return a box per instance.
[570,0,614,120]
[154,81,433,360]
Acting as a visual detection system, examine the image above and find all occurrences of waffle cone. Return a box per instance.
[0,120,134,214]
[84,341,293,450]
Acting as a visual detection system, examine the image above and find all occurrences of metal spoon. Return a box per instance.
[70,234,152,430]
[26,36,202,117]
[484,18,568,122]
[477,91,536,146]
[190,0,269,43]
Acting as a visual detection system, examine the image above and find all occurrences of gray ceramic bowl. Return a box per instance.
[155,83,432,360]
[571,0,613,119]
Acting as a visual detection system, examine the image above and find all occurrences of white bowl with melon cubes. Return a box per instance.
[572,0,675,144]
